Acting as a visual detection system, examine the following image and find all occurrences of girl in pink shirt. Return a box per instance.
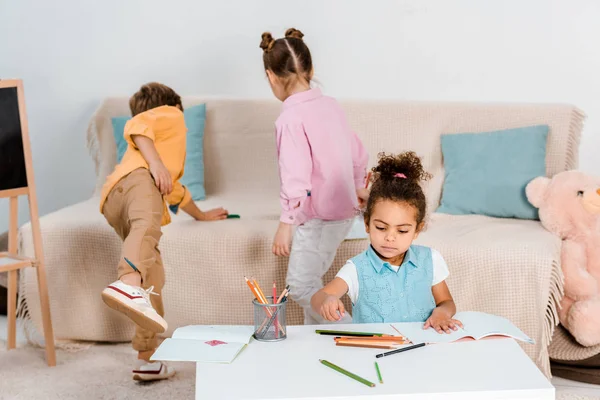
[260,28,369,324]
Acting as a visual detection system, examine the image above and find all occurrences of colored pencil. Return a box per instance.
[316,330,388,337]
[335,339,407,347]
[334,336,407,342]
[336,342,395,349]
[245,277,284,335]
[319,359,375,388]
[252,278,268,304]
[258,292,289,336]
[257,285,290,334]
[277,286,289,303]
[390,324,404,337]
[273,282,278,338]
[244,277,261,301]
[258,298,287,336]
[375,362,383,384]
[375,342,426,358]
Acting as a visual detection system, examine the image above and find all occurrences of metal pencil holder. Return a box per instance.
[253,296,287,342]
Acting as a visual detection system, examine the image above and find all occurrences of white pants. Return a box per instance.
[286,218,355,325]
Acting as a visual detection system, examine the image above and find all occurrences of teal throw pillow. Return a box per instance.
[111,103,206,201]
[437,125,548,220]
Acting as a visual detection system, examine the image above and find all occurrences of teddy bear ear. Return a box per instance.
[526,176,551,208]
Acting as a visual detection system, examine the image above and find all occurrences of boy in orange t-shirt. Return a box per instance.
[100,82,228,381]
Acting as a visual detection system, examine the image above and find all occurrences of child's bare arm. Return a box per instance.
[311,277,349,321]
[180,201,228,221]
[131,135,172,195]
[424,281,463,333]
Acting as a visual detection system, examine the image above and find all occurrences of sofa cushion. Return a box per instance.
[111,103,207,200]
[438,125,549,220]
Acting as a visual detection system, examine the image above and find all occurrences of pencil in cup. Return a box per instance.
[245,278,285,335]
[257,297,288,338]
[253,296,287,341]
[252,278,269,304]
[319,359,375,388]
[257,286,289,333]
[273,282,278,339]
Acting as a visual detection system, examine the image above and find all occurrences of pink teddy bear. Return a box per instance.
[526,170,600,347]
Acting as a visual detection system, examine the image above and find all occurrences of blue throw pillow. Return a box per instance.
[111,103,206,201]
[437,125,548,220]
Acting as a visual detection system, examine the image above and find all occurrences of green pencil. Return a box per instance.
[375,362,383,384]
[319,359,375,388]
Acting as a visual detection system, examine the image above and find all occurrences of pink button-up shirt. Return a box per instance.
[275,88,369,225]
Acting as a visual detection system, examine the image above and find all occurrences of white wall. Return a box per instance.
[1,0,599,232]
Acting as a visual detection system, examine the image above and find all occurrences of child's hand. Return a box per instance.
[197,208,228,221]
[423,309,463,334]
[148,160,172,195]
[356,188,370,208]
[318,295,346,321]
[272,223,292,257]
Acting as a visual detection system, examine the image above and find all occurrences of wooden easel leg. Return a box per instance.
[34,261,56,366]
[7,270,18,349]
[28,197,56,367]
[7,197,18,349]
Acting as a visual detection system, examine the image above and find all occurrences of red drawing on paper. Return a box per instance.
[205,340,227,346]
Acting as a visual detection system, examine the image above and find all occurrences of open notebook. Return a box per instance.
[151,325,254,363]
[395,311,535,345]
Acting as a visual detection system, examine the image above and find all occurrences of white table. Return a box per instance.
[195,323,554,400]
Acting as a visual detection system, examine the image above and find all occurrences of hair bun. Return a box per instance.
[260,32,275,52]
[372,151,432,183]
[285,28,304,40]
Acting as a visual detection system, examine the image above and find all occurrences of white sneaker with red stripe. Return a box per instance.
[132,360,175,381]
[101,280,167,333]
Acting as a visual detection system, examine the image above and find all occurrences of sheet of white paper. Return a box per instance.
[396,323,468,344]
[455,312,534,344]
[345,215,368,240]
[151,338,247,363]
[394,311,534,345]
[172,325,254,344]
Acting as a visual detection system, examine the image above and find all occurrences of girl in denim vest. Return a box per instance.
[311,152,462,333]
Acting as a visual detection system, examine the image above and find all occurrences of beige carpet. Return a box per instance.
[0,341,196,399]
[0,340,598,400]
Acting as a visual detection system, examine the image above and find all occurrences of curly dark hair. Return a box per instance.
[364,151,432,226]
[259,28,313,89]
[129,82,183,116]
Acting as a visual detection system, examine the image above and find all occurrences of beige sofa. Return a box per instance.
[18,98,584,377]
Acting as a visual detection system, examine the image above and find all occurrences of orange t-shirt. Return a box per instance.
[99,105,192,225]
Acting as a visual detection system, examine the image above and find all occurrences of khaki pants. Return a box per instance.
[102,168,165,352]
